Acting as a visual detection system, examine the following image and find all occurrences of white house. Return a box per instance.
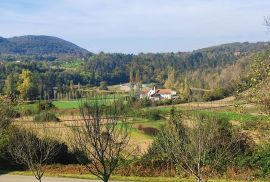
[140,87,177,100]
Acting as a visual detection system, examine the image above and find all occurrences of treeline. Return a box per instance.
[73,41,270,88]
[0,42,270,100]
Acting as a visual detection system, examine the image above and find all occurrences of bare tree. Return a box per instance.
[155,110,243,182]
[8,126,60,182]
[70,99,130,182]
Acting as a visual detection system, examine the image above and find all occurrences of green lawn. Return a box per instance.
[52,100,81,109]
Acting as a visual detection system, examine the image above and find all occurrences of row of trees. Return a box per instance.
[2,65,194,102]
[2,69,89,101]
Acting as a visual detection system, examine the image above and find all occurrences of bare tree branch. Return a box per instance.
[70,98,130,182]
[8,125,61,182]
[155,110,244,182]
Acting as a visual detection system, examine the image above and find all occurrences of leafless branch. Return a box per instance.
[8,125,61,182]
[70,98,130,182]
[156,111,244,182]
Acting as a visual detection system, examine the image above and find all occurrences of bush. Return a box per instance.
[51,143,79,164]
[235,144,270,178]
[145,109,162,120]
[154,98,184,106]
[138,98,152,108]
[203,87,230,101]
[99,81,108,90]
[38,101,55,112]
[33,111,60,122]
[171,98,183,105]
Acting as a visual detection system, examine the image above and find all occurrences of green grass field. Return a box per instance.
[19,96,126,111]
[149,105,269,123]
[52,100,82,109]
[186,110,270,123]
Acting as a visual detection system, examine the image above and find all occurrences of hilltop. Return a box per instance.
[0,35,90,59]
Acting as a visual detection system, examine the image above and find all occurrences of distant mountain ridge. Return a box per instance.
[0,35,90,57]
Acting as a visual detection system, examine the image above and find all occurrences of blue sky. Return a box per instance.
[0,0,270,53]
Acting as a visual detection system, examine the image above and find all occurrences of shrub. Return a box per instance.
[232,144,270,178]
[38,101,55,112]
[145,109,161,120]
[138,98,152,107]
[99,81,108,90]
[21,108,33,116]
[51,143,79,164]
[203,87,230,101]
[33,111,60,122]
[171,98,183,105]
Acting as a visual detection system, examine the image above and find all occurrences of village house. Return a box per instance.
[140,87,177,100]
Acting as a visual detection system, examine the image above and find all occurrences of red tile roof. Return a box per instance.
[156,89,173,94]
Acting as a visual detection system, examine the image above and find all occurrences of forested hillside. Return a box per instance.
[82,41,270,88]
[0,35,90,60]
[0,39,270,101]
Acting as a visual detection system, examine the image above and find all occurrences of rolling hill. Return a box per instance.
[0,35,90,58]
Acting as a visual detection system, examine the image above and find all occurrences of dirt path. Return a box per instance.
[0,174,125,182]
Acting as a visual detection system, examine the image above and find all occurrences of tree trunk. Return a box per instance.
[103,175,109,182]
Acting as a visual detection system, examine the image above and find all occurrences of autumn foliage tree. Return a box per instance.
[247,57,270,114]
[164,67,176,89]
[17,70,38,100]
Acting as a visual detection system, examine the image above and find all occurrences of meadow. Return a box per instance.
[17,95,270,153]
